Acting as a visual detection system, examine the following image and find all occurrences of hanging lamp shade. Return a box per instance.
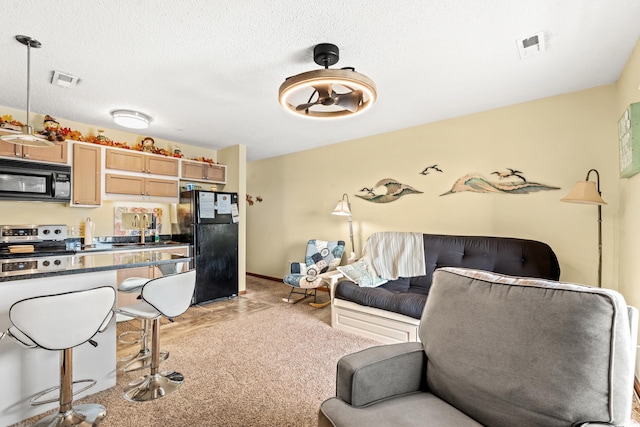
[0,35,53,148]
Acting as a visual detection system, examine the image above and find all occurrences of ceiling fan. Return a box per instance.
[0,35,53,147]
[278,43,376,118]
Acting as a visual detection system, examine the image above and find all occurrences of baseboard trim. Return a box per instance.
[246,272,329,292]
[247,272,281,282]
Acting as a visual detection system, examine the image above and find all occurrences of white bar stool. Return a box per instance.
[115,269,195,402]
[7,286,116,427]
[116,262,184,372]
[117,277,168,372]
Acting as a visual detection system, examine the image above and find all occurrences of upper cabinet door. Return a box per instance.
[105,148,145,172]
[72,143,102,206]
[24,141,68,164]
[146,156,178,176]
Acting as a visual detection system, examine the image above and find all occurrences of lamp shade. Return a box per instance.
[112,110,150,129]
[332,199,352,216]
[561,181,607,205]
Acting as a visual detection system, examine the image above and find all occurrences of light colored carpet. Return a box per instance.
[11,277,378,427]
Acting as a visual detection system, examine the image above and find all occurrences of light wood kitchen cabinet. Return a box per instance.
[105,173,178,197]
[72,143,102,205]
[0,134,68,164]
[181,159,226,183]
[106,148,178,176]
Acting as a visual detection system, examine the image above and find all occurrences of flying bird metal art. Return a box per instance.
[420,164,443,175]
[491,168,526,182]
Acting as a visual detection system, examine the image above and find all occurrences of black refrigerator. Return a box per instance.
[174,190,239,304]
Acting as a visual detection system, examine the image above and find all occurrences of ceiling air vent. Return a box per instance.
[51,70,79,88]
[517,32,546,59]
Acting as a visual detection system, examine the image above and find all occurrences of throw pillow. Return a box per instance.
[337,257,388,288]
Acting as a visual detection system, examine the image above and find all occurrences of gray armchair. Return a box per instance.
[319,267,638,427]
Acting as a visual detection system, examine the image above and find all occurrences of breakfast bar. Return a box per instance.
[0,248,191,426]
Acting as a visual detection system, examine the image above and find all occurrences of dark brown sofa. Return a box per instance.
[331,233,561,342]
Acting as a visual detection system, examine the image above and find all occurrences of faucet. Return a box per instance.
[130,213,147,244]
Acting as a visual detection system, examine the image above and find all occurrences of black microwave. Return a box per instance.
[0,158,71,202]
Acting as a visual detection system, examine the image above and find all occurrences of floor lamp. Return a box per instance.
[561,169,607,287]
[331,193,356,261]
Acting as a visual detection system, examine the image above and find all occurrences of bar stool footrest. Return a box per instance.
[31,403,107,427]
[30,379,97,406]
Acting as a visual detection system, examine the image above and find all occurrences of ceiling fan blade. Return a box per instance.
[295,101,320,111]
[334,90,363,113]
[312,84,333,100]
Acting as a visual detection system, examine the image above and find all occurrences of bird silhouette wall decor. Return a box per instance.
[419,164,443,175]
[356,178,423,203]
[440,168,560,196]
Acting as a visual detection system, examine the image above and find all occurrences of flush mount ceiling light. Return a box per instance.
[0,35,54,147]
[112,110,151,130]
[279,43,376,118]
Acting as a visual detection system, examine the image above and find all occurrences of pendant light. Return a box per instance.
[1,35,53,147]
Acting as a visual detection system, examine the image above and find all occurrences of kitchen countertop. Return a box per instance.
[0,248,191,282]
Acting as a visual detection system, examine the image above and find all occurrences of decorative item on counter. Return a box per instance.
[38,115,65,141]
[114,206,163,236]
[173,146,182,157]
[96,130,107,142]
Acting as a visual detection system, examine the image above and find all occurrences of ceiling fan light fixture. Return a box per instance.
[112,110,151,129]
[278,43,377,119]
[0,35,54,148]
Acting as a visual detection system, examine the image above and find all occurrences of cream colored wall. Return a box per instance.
[615,39,640,374]
[247,85,620,286]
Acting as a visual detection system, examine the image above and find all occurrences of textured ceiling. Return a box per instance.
[2,1,640,161]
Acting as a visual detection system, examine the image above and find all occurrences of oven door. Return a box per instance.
[0,159,71,202]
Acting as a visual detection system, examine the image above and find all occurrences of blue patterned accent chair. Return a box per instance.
[283,240,346,303]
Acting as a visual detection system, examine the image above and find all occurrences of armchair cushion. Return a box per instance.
[319,393,482,427]
[284,240,345,289]
[335,342,425,406]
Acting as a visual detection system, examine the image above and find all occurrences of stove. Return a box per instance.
[1,256,69,276]
[0,224,75,261]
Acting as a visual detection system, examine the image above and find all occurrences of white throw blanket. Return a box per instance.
[363,232,426,280]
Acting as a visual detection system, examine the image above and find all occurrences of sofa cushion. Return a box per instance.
[420,267,635,427]
[319,392,483,427]
[335,281,427,319]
